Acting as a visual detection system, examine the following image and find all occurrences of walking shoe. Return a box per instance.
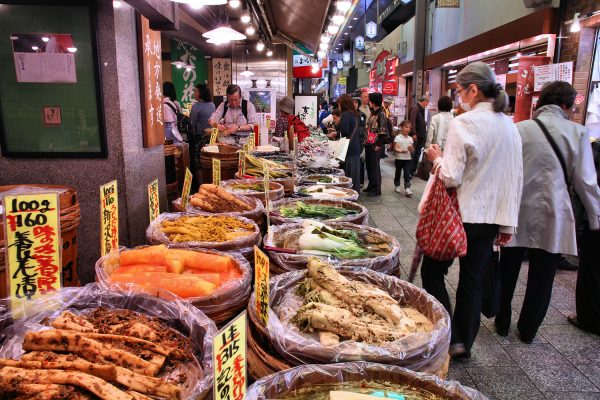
[557,256,578,271]
[449,343,470,359]
[405,188,413,197]
[395,186,402,193]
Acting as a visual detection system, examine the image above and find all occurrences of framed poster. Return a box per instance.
[294,94,320,127]
[0,2,107,158]
[246,88,276,117]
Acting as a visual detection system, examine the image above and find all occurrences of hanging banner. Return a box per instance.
[4,192,61,316]
[171,40,208,116]
[148,179,159,222]
[100,180,119,256]
[533,61,573,92]
[181,168,193,210]
[293,43,322,79]
[514,56,551,123]
[212,58,232,98]
[254,246,269,326]
[213,312,247,400]
[369,51,399,95]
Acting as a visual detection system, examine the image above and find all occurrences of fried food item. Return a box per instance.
[51,311,97,333]
[0,358,116,382]
[160,215,255,243]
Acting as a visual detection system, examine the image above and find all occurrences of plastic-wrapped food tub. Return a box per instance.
[234,172,297,197]
[295,185,359,202]
[221,179,285,205]
[299,174,353,189]
[270,198,369,225]
[171,194,265,228]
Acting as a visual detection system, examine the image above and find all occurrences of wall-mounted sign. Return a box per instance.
[533,61,573,92]
[355,36,365,51]
[366,21,378,39]
[369,50,399,95]
[332,66,338,75]
[337,60,343,69]
[212,58,232,97]
[514,56,551,123]
[11,33,77,83]
[436,0,460,7]
[343,51,351,63]
[293,53,322,78]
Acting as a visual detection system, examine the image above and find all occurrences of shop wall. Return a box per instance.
[356,67,371,89]
[429,0,559,55]
[373,16,415,63]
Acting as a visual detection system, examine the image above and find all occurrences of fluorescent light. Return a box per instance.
[229,0,241,8]
[31,46,39,51]
[207,37,230,45]
[319,42,329,50]
[332,14,345,25]
[327,25,339,35]
[42,37,50,42]
[246,25,255,35]
[67,47,77,53]
[570,12,580,33]
[256,41,265,51]
[202,26,246,41]
[321,35,331,44]
[317,50,326,58]
[348,25,352,28]
[240,68,254,77]
[266,49,273,57]
[241,12,251,23]
[353,17,358,20]
[344,32,349,35]
[336,0,351,12]
[113,0,122,7]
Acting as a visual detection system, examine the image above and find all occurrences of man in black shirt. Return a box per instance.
[409,96,429,174]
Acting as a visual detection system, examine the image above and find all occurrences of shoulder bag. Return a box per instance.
[533,118,570,187]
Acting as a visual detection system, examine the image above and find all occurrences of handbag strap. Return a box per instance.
[533,118,570,187]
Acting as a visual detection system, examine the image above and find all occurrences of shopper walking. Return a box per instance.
[426,96,454,150]
[394,120,414,196]
[409,95,429,174]
[364,92,391,197]
[422,62,523,358]
[495,82,600,342]
[163,82,184,143]
[190,83,215,187]
[338,94,361,193]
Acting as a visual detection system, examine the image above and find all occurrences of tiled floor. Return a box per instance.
[359,157,600,400]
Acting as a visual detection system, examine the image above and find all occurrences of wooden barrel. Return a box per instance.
[0,184,81,297]
[201,143,241,182]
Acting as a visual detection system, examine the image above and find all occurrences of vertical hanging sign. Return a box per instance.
[181,168,193,210]
[100,181,119,256]
[213,311,247,400]
[254,246,269,326]
[4,193,61,316]
[213,158,222,186]
[148,179,160,222]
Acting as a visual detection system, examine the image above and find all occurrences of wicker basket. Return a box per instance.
[221,179,285,206]
[234,172,297,197]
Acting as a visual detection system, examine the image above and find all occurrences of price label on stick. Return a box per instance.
[238,150,246,176]
[181,168,193,210]
[4,193,62,317]
[210,127,219,145]
[100,180,119,256]
[213,311,247,400]
[254,246,270,326]
[148,179,159,222]
[212,158,221,186]
[263,163,271,235]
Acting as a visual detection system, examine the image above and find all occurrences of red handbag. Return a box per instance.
[416,171,467,260]
[365,130,377,145]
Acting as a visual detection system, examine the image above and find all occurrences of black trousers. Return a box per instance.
[576,223,600,335]
[411,137,425,174]
[365,145,382,194]
[495,247,560,341]
[421,223,498,352]
[394,159,412,188]
[360,158,365,186]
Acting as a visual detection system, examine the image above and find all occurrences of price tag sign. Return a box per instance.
[3,193,62,317]
[284,134,289,153]
[148,179,160,222]
[181,168,193,210]
[238,150,246,176]
[100,180,119,256]
[263,164,271,235]
[254,246,270,326]
[246,134,255,152]
[213,311,247,400]
[210,127,219,145]
[213,158,222,186]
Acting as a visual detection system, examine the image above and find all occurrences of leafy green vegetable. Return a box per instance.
[280,202,356,219]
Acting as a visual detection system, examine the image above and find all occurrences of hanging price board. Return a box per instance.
[210,127,219,145]
[254,246,270,326]
[213,311,247,400]
[3,193,62,317]
[148,179,159,222]
[213,158,222,186]
[181,168,193,210]
[100,180,119,256]
[238,150,246,176]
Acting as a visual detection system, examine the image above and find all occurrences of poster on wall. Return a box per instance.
[369,50,399,95]
[514,56,551,123]
[11,33,77,83]
[294,94,319,127]
[212,58,232,98]
[246,88,276,117]
[533,62,573,92]
[171,40,208,115]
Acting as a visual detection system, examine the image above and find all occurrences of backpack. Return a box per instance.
[165,101,193,139]
[222,99,249,122]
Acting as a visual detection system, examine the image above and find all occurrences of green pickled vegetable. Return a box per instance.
[279,202,356,220]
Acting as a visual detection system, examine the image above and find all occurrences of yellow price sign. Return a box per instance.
[263,164,271,233]
[181,168,193,210]
[210,127,219,145]
[213,158,222,186]
[4,193,62,317]
[254,246,270,326]
[148,179,160,222]
[213,311,247,400]
[100,180,119,256]
[238,150,246,176]
[246,134,255,152]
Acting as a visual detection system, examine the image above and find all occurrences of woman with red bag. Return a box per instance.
[420,62,523,359]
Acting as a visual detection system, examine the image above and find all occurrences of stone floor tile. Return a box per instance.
[446,364,477,388]
[543,393,600,400]
[466,366,546,400]
[538,324,600,364]
[575,362,600,389]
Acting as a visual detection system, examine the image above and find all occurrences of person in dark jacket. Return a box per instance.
[338,94,361,192]
[409,95,429,174]
[364,92,390,197]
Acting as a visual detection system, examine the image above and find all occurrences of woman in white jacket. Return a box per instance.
[425,96,454,149]
[423,62,523,359]
[495,81,600,343]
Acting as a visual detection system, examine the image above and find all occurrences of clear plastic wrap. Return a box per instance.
[95,246,252,324]
[171,194,265,227]
[270,198,369,226]
[264,222,400,275]
[298,166,345,176]
[146,212,262,261]
[295,185,360,202]
[299,174,353,189]
[234,173,298,197]
[266,268,451,375]
[0,283,217,400]
[220,179,285,205]
[246,362,488,400]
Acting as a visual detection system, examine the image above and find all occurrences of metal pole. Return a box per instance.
[412,0,427,100]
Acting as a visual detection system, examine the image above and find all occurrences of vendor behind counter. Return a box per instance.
[274,96,310,149]
[209,84,257,145]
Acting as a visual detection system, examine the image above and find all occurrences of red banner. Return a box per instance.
[369,51,398,95]
[514,56,550,123]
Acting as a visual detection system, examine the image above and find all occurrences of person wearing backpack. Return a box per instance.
[163,82,184,143]
[209,84,257,146]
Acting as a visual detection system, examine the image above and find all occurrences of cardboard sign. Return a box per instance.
[3,193,62,316]
[213,311,247,400]
[213,158,222,186]
[148,179,159,222]
[100,180,119,256]
[238,150,246,176]
[210,127,219,145]
[254,246,269,326]
[181,168,193,210]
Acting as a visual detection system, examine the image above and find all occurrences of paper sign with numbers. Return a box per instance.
[148,179,160,222]
[4,193,62,317]
[213,158,221,186]
[181,168,193,210]
[210,127,219,145]
[254,246,269,326]
[100,180,119,256]
[213,311,247,400]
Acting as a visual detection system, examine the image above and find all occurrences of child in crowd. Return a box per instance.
[394,120,414,196]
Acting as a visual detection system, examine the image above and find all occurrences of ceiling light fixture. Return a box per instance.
[317,50,326,58]
[321,35,331,44]
[241,12,251,23]
[336,0,351,12]
[327,25,339,35]
[113,0,122,8]
[228,0,241,8]
[266,49,273,57]
[246,25,255,35]
[332,14,345,25]
[570,12,581,33]
[319,42,329,50]
[42,36,50,42]
[67,47,77,53]
[240,48,254,77]
[256,41,265,51]
[311,63,320,73]
[31,46,39,51]
[203,25,246,42]
[207,37,230,45]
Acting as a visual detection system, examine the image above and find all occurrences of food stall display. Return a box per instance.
[297,185,359,201]
[296,137,337,168]
[300,175,353,189]
[270,199,369,225]
[236,153,297,195]
[221,179,285,205]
